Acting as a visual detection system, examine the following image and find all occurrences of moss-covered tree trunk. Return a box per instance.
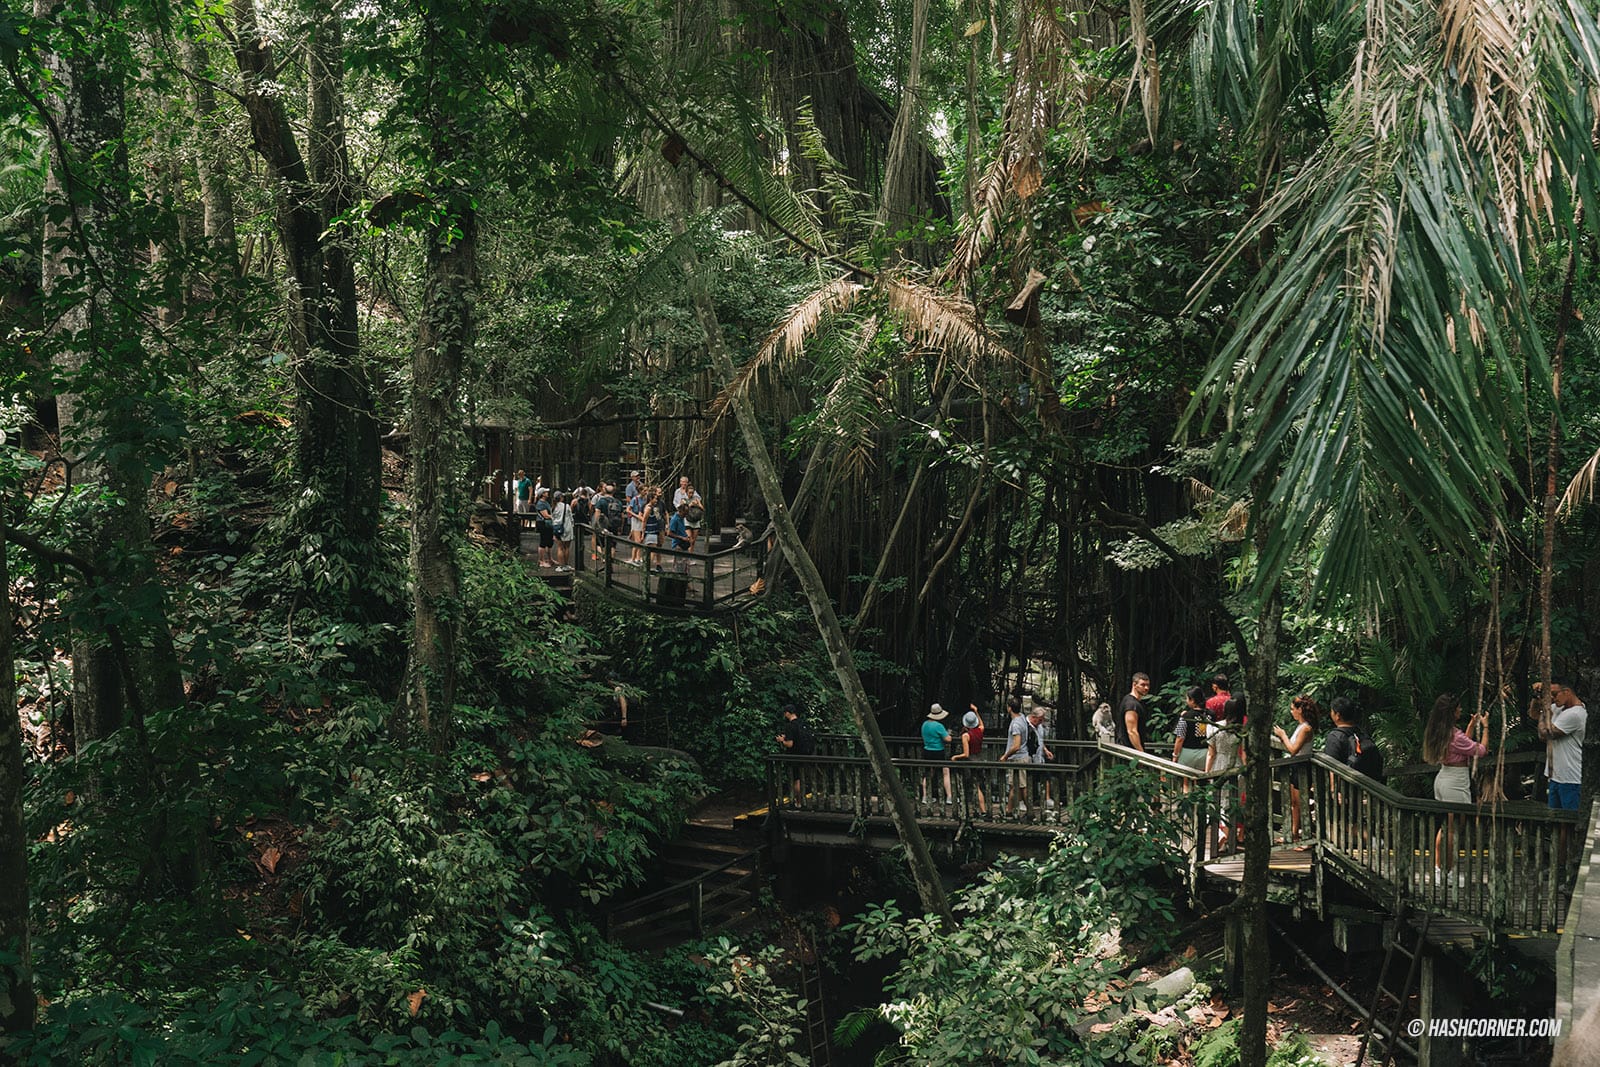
[397,196,475,743]
[36,0,187,746]
[231,0,381,595]
[0,510,32,1034]
[1239,588,1280,1067]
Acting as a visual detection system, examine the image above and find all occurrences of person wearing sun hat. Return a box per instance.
[921,703,953,805]
[952,705,988,815]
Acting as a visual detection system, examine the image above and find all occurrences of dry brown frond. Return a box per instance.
[1129,0,1161,145]
[939,157,1009,285]
[1221,497,1251,540]
[1558,444,1600,518]
[882,275,1014,369]
[708,277,862,418]
[1439,0,1549,247]
[938,0,1093,286]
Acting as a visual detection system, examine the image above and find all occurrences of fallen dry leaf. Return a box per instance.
[471,771,493,783]
[407,988,426,1016]
[63,790,74,807]
[1184,944,1197,958]
[258,847,282,874]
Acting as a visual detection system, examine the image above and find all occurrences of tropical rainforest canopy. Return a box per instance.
[3,0,1600,1063]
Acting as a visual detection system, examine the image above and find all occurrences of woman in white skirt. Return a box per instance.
[1421,692,1488,886]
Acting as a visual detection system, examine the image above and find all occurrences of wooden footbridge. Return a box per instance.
[769,736,1600,1051]
[514,516,769,614]
[767,735,1593,941]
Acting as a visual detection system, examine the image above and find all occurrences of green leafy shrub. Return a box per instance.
[0,983,589,1065]
[846,764,1191,1064]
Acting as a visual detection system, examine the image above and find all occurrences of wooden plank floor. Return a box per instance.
[1202,849,1315,881]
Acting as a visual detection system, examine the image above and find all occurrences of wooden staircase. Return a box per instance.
[604,819,767,952]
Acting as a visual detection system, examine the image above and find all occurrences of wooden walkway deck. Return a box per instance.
[768,737,1594,942]
[516,517,769,613]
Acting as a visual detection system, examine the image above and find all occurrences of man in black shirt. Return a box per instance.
[1118,673,1151,752]
[777,705,815,801]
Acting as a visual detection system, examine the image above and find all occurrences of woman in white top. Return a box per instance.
[1273,695,1319,841]
[550,492,574,570]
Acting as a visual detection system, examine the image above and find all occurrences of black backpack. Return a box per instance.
[1333,727,1385,782]
[606,496,625,524]
[1025,722,1040,757]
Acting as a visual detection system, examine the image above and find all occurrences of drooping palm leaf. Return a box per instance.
[1186,0,1600,620]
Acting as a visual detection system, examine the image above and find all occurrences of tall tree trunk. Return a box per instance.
[36,0,186,747]
[180,35,239,272]
[1239,587,1279,1067]
[667,183,952,924]
[231,0,382,599]
[396,189,475,742]
[0,511,33,1034]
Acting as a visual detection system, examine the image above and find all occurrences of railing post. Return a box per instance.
[702,550,713,609]
[691,880,704,935]
[604,531,614,587]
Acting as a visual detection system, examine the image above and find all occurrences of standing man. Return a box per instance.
[1206,673,1231,720]
[777,704,816,801]
[1027,703,1056,810]
[1001,696,1031,815]
[1531,680,1587,810]
[626,470,641,502]
[1118,673,1151,752]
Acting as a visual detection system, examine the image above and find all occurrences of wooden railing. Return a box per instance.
[767,753,1098,831]
[603,846,764,942]
[813,732,1099,766]
[563,522,767,611]
[1305,752,1584,932]
[771,737,1589,934]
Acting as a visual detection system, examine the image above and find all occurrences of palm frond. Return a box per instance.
[709,277,863,417]
[1558,445,1600,518]
[882,275,1014,371]
[810,315,884,483]
[1185,0,1600,620]
[939,0,1092,285]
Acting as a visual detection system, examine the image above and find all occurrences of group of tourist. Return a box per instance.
[770,672,1591,859]
[511,469,707,571]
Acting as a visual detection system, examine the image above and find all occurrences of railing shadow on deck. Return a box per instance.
[772,736,1589,934]
[558,522,768,612]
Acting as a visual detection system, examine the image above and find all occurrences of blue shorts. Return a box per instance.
[1549,781,1581,810]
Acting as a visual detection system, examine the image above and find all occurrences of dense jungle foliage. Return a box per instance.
[4,0,1600,1063]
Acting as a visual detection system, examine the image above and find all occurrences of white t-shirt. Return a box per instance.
[1208,723,1242,774]
[1547,702,1588,784]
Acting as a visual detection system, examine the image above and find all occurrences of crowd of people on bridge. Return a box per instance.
[511,469,707,571]
[771,671,1591,844]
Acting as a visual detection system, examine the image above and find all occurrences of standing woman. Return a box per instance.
[643,488,665,569]
[952,706,988,815]
[1422,692,1488,886]
[920,704,953,806]
[1172,686,1211,783]
[1273,695,1320,841]
[551,491,574,570]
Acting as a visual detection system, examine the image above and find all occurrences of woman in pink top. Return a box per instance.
[1421,692,1488,885]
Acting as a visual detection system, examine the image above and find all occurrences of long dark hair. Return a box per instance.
[1421,692,1461,765]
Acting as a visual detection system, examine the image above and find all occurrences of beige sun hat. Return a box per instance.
[928,703,948,719]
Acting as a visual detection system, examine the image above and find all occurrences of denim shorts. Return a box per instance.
[1549,781,1581,810]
